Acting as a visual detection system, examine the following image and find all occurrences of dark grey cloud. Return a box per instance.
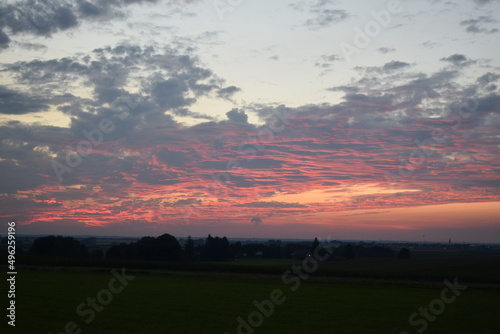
[0,123,65,193]
[440,54,476,67]
[478,72,500,85]
[152,78,193,109]
[315,54,341,68]
[155,148,188,166]
[171,107,215,120]
[291,1,349,30]
[226,108,248,124]
[0,1,80,50]
[217,86,241,99]
[383,60,410,71]
[0,0,200,50]
[327,85,360,94]
[473,0,497,6]
[235,201,307,208]
[353,60,411,75]
[251,217,262,225]
[422,40,441,49]
[5,43,232,134]
[78,1,104,17]
[0,29,9,49]
[441,54,467,64]
[0,86,49,114]
[377,47,396,54]
[0,197,62,219]
[305,9,349,29]
[460,16,498,34]
[324,63,472,125]
[1,46,499,214]
[13,41,47,51]
[0,41,243,194]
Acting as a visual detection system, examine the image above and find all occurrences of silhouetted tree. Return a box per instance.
[263,244,282,258]
[29,236,88,257]
[156,233,183,261]
[283,242,310,258]
[203,235,232,261]
[89,249,104,259]
[311,237,320,255]
[343,244,355,259]
[358,246,394,258]
[239,243,264,258]
[184,236,195,260]
[105,233,182,261]
[398,247,411,259]
[230,241,243,258]
[135,234,182,261]
[106,242,130,259]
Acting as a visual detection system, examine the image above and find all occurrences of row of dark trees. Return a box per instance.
[106,234,183,261]
[26,234,411,261]
[29,236,89,257]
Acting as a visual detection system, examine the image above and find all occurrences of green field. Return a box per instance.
[227,256,500,283]
[4,262,500,334]
[16,252,500,284]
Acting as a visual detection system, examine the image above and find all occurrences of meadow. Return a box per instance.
[5,254,500,334]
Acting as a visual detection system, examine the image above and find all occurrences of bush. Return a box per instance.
[398,247,411,259]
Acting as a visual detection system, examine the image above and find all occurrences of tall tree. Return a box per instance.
[184,236,195,260]
[30,236,88,257]
[311,237,320,255]
[343,244,355,259]
[398,247,411,259]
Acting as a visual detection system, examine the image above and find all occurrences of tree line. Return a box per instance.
[25,234,411,261]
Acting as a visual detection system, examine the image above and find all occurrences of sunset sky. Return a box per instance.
[0,0,499,242]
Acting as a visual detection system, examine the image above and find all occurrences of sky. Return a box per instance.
[0,0,499,242]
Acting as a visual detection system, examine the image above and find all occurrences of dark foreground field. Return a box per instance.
[4,257,500,334]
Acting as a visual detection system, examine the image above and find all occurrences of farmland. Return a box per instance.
[5,253,500,334]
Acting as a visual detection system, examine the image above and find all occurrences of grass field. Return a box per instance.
[5,264,500,334]
[16,252,500,284]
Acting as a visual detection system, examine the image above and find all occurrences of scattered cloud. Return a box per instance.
[382,60,411,71]
[422,40,441,49]
[460,16,498,34]
[377,47,396,54]
[291,1,349,30]
[251,217,262,225]
[440,54,476,67]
